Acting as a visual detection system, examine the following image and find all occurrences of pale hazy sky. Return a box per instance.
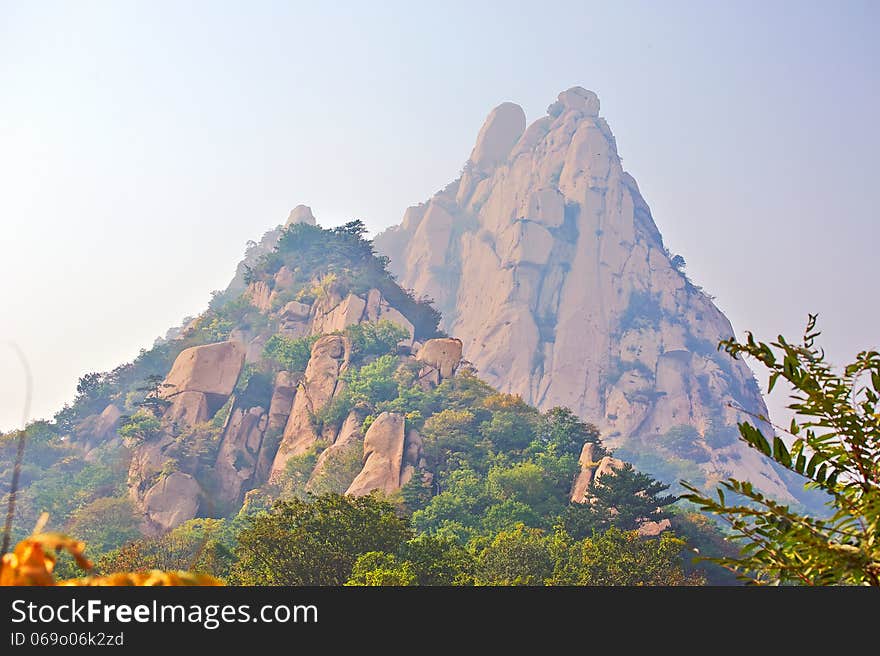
[1,1,877,431]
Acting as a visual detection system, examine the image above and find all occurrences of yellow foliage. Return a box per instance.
[1,515,221,587]
[0,532,91,586]
[482,393,529,411]
[59,571,222,587]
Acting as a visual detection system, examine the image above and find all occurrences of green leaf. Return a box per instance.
[772,436,791,468]
[741,424,771,456]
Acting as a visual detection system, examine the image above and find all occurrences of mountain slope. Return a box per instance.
[3,217,731,582]
[375,87,793,500]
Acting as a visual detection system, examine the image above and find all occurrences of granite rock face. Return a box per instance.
[269,335,350,480]
[346,412,407,497]
[375,87,792,499]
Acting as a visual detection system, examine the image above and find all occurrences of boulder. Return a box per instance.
[230,329,266,364]
[160,341,245,403]
[307,410,364,492]
[127,434,174,498]
[400,428,423,486]
[141,472,201,534]
[274,266,297,289]
[637,518,672,538]
[569,442,598,503]
[417,338,462,379]
[469,102,526,172]
[267,371,299,433]
[286,204,317,227]
[214,406,268,508]
[270,335,349,479]
[363,289,415,345]
[376,305,415,346]
[570,450,625,504]
[280,300,312,321]
[556,86,600,116]
[593,456,626,484]
[311,293,366,335]
[246,281,273,312]
[163,391,209,427]
[346,412,406,496]
[77,403,122,449]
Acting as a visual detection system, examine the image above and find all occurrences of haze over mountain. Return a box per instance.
[376,87,798,500]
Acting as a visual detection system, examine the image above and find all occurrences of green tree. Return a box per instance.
[398,534,475,585]
[568,463,676,534]
[345,552,417,586]
[551,527,704,585]
[540,407,604,458]
[262,334,319,372]
[480,411,535,452]
[134,374,172,414]
[345,320,410,361]
[474,524,554,586]
[661,424,711,463]
[118,410,162,446]
[97,518,233,579]
[230,493,411,585]
[683,315,880,586]
[66,497,140,556]
[421,409,478,471]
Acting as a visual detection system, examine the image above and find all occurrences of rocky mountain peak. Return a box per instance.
[286,204,317,227]
[375,87,801,501]
[549,86,601,117]
[469,101,526,172]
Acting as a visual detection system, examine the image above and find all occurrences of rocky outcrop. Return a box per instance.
[363,289,415,346]
[76,403,122,454]
[214,406,268,508]
[637,519,672,537]
[127,434,202,535]
[160,341,245,415]
[286,204,317,227]
[164,391,209,427]
[279,300,312,338]
[417,338,462,380]
[400,428,423,487]
[246,281,272,312]
[569,442,599,503]
[307,410,364,491]
[230,329,268,364]
[346,412,407,496]
[570,445,624,504]
[309,289,415,344]
[270,335,350,479]
[375,87,793,500]
[311,293,367,335]
[141,472,201,534]
[469,102,527,173]
[267,371,299,434]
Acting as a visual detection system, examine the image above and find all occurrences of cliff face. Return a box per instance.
[375,87,792,499]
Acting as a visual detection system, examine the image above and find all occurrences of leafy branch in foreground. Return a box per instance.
[682,314,879,585]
